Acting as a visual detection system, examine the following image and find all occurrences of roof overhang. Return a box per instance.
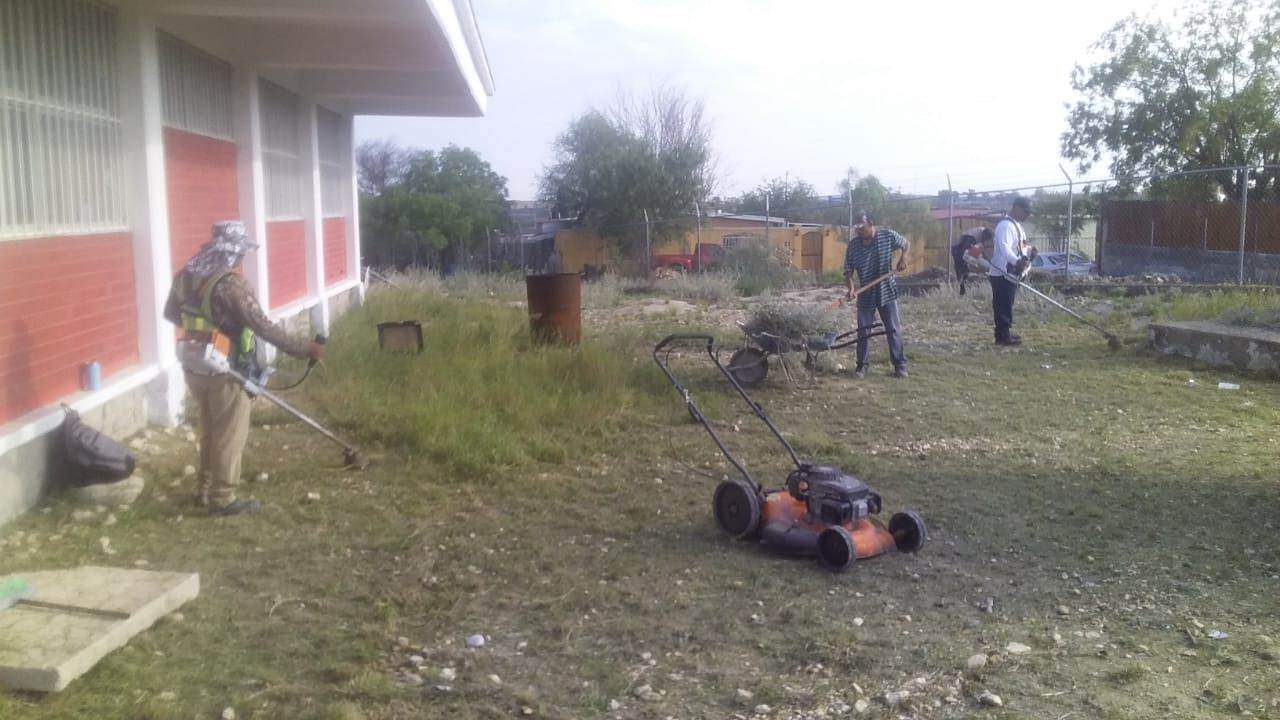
[138,0,493,117]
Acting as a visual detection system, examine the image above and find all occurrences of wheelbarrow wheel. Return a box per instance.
[713,479,761,540]
[728,347,768,387]
[889,510,928,553]
[817,526,857,572]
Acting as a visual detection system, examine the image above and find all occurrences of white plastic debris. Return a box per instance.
[1218,382,1240,390]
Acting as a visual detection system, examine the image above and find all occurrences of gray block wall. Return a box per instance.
[1102,245,1280,284]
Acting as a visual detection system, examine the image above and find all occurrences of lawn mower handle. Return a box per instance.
[653,334,804,484]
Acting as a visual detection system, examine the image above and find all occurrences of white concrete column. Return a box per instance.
[301,98,329,332]
[117,9,182,427]
[346,114,364,302]
[233,70,270,309]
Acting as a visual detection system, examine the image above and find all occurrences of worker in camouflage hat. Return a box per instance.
[163,221,324,515]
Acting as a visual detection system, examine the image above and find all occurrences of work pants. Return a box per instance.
[990,275,1019,340]
[185,371,251,507]
[856,300,906,370]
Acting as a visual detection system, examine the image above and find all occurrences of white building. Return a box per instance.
[0,0,493,524]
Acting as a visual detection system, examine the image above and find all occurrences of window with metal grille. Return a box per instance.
[260,79,302,220]
[159,32,232,140]
[0,0,126,239]
[317,106,347,217]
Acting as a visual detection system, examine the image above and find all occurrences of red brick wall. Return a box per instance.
[323,217,348,286]
[267,220,307,309]
[163,128,240,271]
[0,233,139,425]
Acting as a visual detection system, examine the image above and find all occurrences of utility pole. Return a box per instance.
[485,228,492,274]
[847,168,855,242]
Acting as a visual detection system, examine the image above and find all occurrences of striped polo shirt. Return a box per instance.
[844,228,906,309]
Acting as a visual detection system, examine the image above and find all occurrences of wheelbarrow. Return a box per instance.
[725,322,887,386]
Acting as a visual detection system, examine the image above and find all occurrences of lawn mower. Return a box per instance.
[653,334,927,571]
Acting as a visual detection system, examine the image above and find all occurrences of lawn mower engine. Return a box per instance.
[715,464,925,572]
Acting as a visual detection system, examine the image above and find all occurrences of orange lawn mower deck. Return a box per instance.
[654,334,927,572]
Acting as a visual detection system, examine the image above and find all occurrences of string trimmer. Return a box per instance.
[968,247,1122,350]
[653,334,927,572]
[178,337,369,469]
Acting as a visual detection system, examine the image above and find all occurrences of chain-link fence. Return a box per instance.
[471,163,1280,287]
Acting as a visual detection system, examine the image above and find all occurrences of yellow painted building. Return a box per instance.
[553,213,941,278]
[550,228,608,273]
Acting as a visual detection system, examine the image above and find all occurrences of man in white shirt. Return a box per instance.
[989,197,1033,346]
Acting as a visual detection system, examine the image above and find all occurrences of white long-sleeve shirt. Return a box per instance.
[989,217,1026,277]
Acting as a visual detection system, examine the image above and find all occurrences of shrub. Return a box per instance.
[723,243,808,296]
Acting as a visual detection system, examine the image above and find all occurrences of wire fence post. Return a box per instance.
[764,194,770,247]
[643,208,651,280]
[695,202,703,273]
[1058,164,1074,256]
[485,228,492,274]
[1238,166,1248,284]
[945,174,954,284]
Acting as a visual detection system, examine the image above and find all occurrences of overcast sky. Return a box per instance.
[356,0,1171,201]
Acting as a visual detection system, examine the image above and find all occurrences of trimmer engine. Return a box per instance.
[787,464,881,526]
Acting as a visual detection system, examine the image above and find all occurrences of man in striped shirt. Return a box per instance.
[843,211,910,379]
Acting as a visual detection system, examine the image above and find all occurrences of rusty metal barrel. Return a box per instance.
[525,273,581,345]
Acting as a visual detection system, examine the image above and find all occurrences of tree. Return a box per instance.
[1062,0,1280,200]
[538,87,717,251]
[356,139,409,197]
[359,143,508,269]
[734,176,817,219]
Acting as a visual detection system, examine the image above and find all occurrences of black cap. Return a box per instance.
[1011,196,1033,214]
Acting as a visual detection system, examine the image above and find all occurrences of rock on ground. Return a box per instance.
[70,475,145,506]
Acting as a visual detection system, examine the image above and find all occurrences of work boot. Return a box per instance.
[995,334,1022,346]
[854,366,867,379]
[211,498,262,516]
[893,366,909,379]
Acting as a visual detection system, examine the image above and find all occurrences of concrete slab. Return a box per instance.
[0,566,198,692]
[1149,320,1280,374]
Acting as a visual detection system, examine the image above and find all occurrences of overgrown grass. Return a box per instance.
[3,283,1280,720]
[1145,287,1280,330]
[303,285,665,477]
[652,271,738,303]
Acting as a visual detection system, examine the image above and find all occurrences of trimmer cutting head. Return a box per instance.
[343,448,370,470]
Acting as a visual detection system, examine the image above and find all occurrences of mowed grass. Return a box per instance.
[0,283,1278,719]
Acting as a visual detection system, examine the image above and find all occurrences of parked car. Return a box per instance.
[1032,251,1096,276]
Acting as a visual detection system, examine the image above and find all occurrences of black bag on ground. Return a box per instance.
[58,408,136,487]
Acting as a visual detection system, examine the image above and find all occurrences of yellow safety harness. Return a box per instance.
[175,270,256,372]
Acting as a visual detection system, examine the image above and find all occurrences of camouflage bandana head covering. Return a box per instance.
[183,221,258,276]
